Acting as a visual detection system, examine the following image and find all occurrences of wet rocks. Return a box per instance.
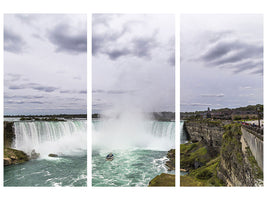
[4,148,29,166]
[48,154,58,157]
[31,149,40,159]
[166,149,175,171]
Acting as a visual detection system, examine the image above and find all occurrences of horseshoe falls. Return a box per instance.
[92,117,175,187]
[4,119,87,187]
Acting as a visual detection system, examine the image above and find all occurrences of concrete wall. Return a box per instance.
[241,127,263,170]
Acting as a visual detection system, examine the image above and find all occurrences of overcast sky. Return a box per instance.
[181,14,263,112]
[4,14,87,115]
[92,14,175,114]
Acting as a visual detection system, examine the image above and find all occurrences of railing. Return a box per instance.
[241,124,263,141]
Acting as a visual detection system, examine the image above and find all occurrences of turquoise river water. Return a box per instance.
[92,119,175,187]
[4,119,87,187]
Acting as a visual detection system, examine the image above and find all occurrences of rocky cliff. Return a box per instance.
[183,121,263,186]
[184,120,224,156]
[217,124,263,186]
[4,121,15,148]
[4,148,29,166]
[4,121,30,166]
[149,149,175,186]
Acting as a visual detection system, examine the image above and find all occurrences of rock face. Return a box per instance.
[148,149,176,186]
[4,148,29,166]
[217,124,263,186]
[184,121,224,150]
[148,173,175,186]
[165,149,175,171]
[4,122,15,148]
[183,121,263,186]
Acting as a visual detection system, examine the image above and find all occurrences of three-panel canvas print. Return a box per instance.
[3,14,263,187]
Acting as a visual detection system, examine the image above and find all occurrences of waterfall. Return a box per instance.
[92,120,175,151]
[180,120,188,144]
[13,120,87,157]
[149,121,175,140]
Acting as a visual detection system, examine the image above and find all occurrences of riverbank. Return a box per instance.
[4,121,29,166]
[149,149,175,186]
[4,148,29,166]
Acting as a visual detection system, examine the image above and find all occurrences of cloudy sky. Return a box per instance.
[92,14,175,114]
[4,14,86,115]
[181,14,263,112]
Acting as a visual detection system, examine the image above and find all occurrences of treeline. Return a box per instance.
[213,104,263,113]
[92,112,175,121]
[181,104,263,115]
[5,114,87,119]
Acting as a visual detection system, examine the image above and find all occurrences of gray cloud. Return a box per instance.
[6,73,22,81]
[100,36,158,60]
[92,89,105,93]
[9,83,58,92]
[105,48,131,60]
[131,36,157,58]
[9,85,25,90]
[48,23,87,54]
[92,28,128,56]
[199,37,263,74]
[29,101,44,104]
[60,90,73,94]
[5,95,44,99]
[200,93,224,97]
[32,86,57,92]
[5,100,44,105]
[60,90,87,94]
[4,28,25,53]
[93,89,135,95]
[73,76,81,80]
[79,90,87,94]
[92,14,128,56]
[92,15,158,60]
[15,14,37,25]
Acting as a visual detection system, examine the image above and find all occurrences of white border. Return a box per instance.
[0,0,266,200]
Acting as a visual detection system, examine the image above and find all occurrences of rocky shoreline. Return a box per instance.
[148,149,175,186]
[4,121,36,166]
[4,148,29,166]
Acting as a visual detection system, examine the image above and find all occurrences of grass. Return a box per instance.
[180,142,210,170]
[149,173,175,186]
[183,157,225,186]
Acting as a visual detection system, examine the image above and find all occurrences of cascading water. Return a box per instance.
[180,120,189,144]
[93,120,175,151]
[13,120,87,157]
[92,117,175,187]
[4,119,87,187]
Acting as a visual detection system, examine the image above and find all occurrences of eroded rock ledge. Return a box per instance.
[148,149,175,186]
[4,148,29,166]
